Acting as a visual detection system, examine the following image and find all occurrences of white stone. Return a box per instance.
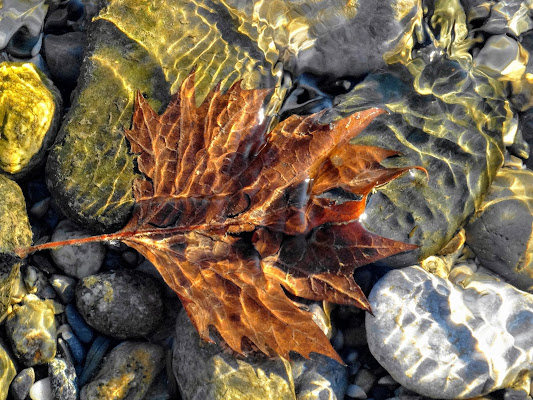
[50,220,105,279]
[366,266,533,399]
[29,377,52,400]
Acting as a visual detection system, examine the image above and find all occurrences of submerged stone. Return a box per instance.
[466,167,533,291]
[172,309,347,400]
[80,341,164,400]
[46,0,279,232]
[5,294,57,366]
[0,62,61,178]
[75,270,164,339]
[366,265,533,399]
[0,0,48,53]
[0,339,16,400]
[0,175,31,321]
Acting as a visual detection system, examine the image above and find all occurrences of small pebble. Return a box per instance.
[50,220,105,279]
[50,274,76,304]
[79,335,112,386]
[332,329,344,350]
[9,367,34,400]
[29,378,53,400]
[347,384,367,399]
[30,197,50,219]
[65,304,94,343]
[355,368,377,394]
[49,356,78,400]
[58,324,86,364]
[377,375,398,386]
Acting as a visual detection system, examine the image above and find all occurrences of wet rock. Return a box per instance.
[0,339,16,400]
[0,62,62,178]
[326,61,506,264]
[29,378,52,400]
[466,168,533,292]
[75,270,164,339]
[78,335,112,387]
[173,308,346,400]
[5,294,57,366]
[80,341,164,400]
[0,0,48,53]
[65,303,94,343]
[0,175,32,319]
[50,220,105,279]
[49,356,78,400]
[6,29,42,58]
[43,32,86,89]
[50,274,76,304]
[9,367,35,400]
[46,0,279,231]
[366,266,533,399]
[474,34,527,81]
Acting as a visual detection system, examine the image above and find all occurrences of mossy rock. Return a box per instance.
[0,62,62,178]
[0,338,16,400]
[46,0,279,232]
[0,175,32,321]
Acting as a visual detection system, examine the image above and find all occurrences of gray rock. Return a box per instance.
[5,294,57,366]
[43,32,86,88]
[50,220,105,279]
[80,341,164,400]
[0,0,48,52]
[173,308,347,400]
[366,266,533,399]
[474,35,527,80]
[75,270,164,339]
[50,274,76,304]
[9,367,35,400]
[49,356,78,400]
[465,168,533,292]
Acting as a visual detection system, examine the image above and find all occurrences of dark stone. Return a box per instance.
[75,270,164,339]
[44,32,87,90]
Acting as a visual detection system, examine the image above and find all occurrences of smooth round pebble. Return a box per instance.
[80,341,164,400]
[75,270,164,339]
[346,384,367,399]
[50,220,105,279]
[29,378,53,400]
[50,274,76,304]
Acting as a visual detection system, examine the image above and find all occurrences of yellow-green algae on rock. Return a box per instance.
[0,62,61,177]
[0,175,31,322]
[0,339,16,400]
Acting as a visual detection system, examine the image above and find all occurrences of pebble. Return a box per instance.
[75,270,164,339]
[0,0,49,51]
[24,265,48,295]
[354,368,377,394]
[57,324,86,364]
[50,274,76,304]
[29,378,52,400]
[78,335,112,387]
[0,61,62,178]
[65,303,94,343]
[5,295,57,366]
[346,384,367,399]
[366,265,533,399]
[50,220,105,279]
[43,32,86,89]
[80,341,164,400]
[10,367,35,400]
[292,353,348,399]
[465,168,533,292]
[49,356,78,400]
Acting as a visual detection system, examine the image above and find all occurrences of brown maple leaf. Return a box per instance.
[18,73,423,363]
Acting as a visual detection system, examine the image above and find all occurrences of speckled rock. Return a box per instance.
[0,339,16,400]
[75,270,164,339]
[173,308,347,400]
[0,175,32,320]
[5,294,57,366]
[0,62,61,178]
[466,168,533,292]
[366,265,533,399]
[49,356,78,400]
[50,220,105,279]
[80,341,164,400]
